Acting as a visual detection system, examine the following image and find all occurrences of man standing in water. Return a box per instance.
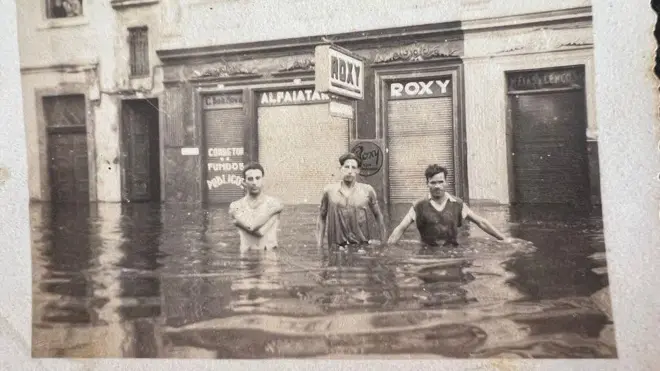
[316,153,388,251]
[229,162,284,251]
[387,164,511,247]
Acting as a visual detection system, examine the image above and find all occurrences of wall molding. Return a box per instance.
[156,6,591,63]
[21,61,99,75]
[111,0,159,10]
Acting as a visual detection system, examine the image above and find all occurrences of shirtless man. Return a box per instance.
[229,162,284,251]
[387,164,511,247]
[316,153,388,250]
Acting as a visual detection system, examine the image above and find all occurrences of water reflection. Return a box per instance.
[31,202,616,359]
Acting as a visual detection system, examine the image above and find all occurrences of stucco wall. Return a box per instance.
[160,0,590,49]
[462,22,596,203]
[18,0,165,202]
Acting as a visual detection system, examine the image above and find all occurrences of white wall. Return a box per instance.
[160,0,591,49]
[18,0,164,202]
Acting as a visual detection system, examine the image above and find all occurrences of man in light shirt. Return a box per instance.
[229,162,284,251]
[388,164,511,247]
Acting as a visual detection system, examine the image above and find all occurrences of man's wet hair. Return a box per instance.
[425,164,448,181]
[339,152,362,168]
[243,162,264,178]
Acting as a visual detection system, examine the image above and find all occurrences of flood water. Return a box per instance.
[31,201,616,359]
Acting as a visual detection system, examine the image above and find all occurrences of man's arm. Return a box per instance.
[232,198,284,234]
[367,186,387,244]
[387,207,415,245]
[464,207,507,241]
[229,203,259,236]
[252,213,279,238]
[316,189,329,248]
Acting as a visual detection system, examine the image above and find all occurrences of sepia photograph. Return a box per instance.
[19,0,619,360]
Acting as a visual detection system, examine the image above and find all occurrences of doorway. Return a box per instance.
[121,98,161,203]
[44,95,90,204]
[507,67,590,206]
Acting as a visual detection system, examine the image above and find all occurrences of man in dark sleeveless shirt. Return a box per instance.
[388,164,510,247]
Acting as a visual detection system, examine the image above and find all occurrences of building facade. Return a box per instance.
[19,0,600,210]
[18,0,166,203]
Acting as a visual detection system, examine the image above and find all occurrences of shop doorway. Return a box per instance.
[44,95,90,204]
[384,75,461,207]
[507,66,590,206]
[257,90,350,205]
[121,98,161,203]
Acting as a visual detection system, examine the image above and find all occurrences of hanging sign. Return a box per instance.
[314,44,365,100]
[351,141,383,177]
[329,99,354,119]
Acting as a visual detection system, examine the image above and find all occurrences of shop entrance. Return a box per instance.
[257,88,350,205]
[202,93,246,205]
[385,75,460,206]
[121,98,161,203]
[44,94,90,204]
[507,66,590,206]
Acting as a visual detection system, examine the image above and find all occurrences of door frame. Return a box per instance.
[373,62,467,210]
[119,97,161,203]
[504,64,590,205]
[36,87,95,202]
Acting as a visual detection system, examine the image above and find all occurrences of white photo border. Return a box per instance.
[1,0,659,369]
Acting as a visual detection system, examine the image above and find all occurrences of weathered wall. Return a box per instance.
[462,13,596,203]
[160,0,590,49]
[18,1,165,202]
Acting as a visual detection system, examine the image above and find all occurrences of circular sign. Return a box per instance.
[351,141,383,177]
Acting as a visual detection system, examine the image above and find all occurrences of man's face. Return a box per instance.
[427,172,447,198]
[340,159,359,183]
[243,169,264,195]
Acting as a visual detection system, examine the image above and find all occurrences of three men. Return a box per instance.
[229,160,509,252]
[316,153,388,250]
[388,164,511,246]
[229,162,284,251]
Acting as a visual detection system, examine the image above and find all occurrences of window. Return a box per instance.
[45,0,83,19]
[129,27,150,77]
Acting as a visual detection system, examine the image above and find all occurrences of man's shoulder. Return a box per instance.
[264,194,283,207]
[447,194,465,205]
[229,197,244,211]
[412,196,430,207]
[358,182,377,193]
[323,182,340,193]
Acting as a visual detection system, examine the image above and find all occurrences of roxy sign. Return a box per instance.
[314,44,365,100]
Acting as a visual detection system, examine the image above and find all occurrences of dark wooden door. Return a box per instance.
[510,91,590,205]
[44,95,89,204]
[48,131,89,203]
[122,99,160,202]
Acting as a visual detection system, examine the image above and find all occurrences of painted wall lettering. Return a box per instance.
[203,94,243,109]
[207,162,245,172]
[388,79,452,100]
[259,89,330,106]
[206,147,245,190]
[207,174,244,190]
[507,69,585,91]
[208,147,244,157]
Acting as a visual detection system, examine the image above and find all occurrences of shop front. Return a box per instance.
[156,7,599,210]
[157,21,466,210]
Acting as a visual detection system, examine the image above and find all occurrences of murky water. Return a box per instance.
[31,201,616,359]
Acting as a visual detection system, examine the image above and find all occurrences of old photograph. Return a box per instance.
[22,0,617,359]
